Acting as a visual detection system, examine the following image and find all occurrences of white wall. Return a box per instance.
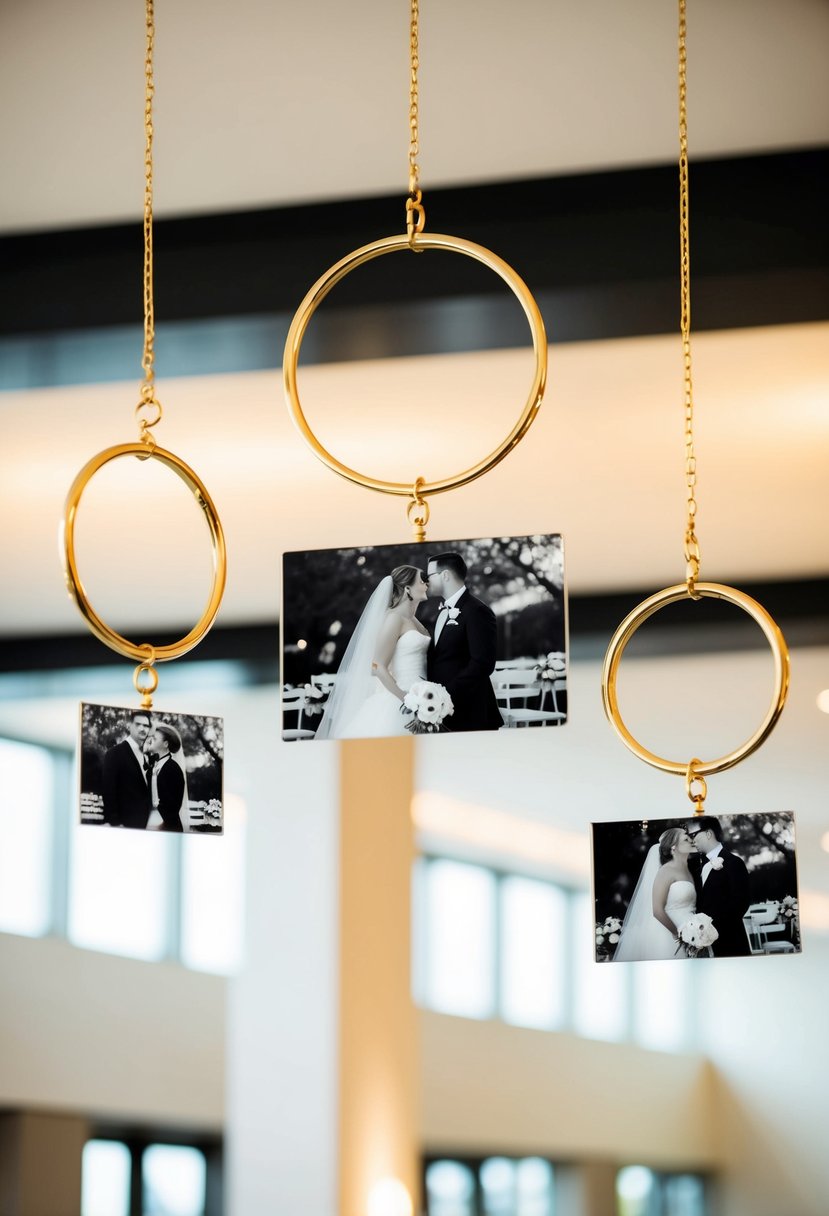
[225,689,339,1216]
[0,932,224,1127]
[700,932,829,1216]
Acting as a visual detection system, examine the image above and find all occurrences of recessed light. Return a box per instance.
[817,690,829,715]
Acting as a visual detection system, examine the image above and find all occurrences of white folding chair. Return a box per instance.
[282,687,317,740]
[491,669,565,728]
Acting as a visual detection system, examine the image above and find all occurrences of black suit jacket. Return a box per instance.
[697,846,751,957]
[155,758,185,832]
[102,739,150,830]
[427,590,503,732]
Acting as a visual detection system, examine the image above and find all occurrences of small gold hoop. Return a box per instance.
[133,661,159,708]
[135,398,163,430]
[601,582,789,777]
[685,758,707,812]
[61,443,227,663]
[283,232,547,496]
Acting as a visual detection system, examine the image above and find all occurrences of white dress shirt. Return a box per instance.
[434,586,466,644]
[126,735,150,783]
[702,842,724,885]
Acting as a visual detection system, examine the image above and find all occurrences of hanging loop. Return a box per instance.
[407,477,430,542]
[133,644,159,708]
[406,189,426,248]
[685,757,707,814]
[601,581,789,777]
[283,232,546,498]
[61,443,226,663]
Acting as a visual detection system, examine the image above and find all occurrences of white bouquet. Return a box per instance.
[678,913,719,958]
[535,651,566,689]
[595,915,623,961]
[400,680,454,734]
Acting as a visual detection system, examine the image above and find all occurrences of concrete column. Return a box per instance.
[339,737,419,1216]
[0,1111,89,1216]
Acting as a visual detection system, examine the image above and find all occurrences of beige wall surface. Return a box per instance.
[419,1010,720,1169]
[0,933,225,1128]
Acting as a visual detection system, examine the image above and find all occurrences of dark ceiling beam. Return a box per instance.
[2,149,826,349]
[1,579,825,675]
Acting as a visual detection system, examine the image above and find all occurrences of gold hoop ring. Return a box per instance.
[60,443,227,662]
[283,232,547,495]
[601,582,789,777]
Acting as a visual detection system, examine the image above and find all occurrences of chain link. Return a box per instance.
[678,0,700,598]
[406,0,426,244]
[139,0,162,440]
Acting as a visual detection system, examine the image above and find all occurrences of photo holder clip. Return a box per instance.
[283,231,547,542]
[685,757,707,815]
[133,645,158,709]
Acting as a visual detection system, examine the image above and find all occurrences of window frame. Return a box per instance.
[85,1124,223,1216]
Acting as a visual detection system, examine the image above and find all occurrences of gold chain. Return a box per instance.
[136,0,163,446]
[678,0,699,598]
[406,0,426,244]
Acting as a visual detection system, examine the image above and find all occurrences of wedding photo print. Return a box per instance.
[281,534,566,741]
[80,703,224,834]
[592,812,801,962]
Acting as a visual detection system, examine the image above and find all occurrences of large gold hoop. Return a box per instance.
[601,582,789,777]
[60,443,227,662]
[283,232,547,495]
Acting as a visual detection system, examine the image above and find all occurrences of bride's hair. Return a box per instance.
[389,565,424,608]
[658,827,685,865]
[154,723,182,755]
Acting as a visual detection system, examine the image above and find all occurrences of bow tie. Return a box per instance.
[143,756,155,773]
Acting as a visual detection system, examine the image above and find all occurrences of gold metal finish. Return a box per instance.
[407,478,430,542]
[407,0,425,245]
[140,0,158,414]
[678,0,700,598]
[133,658,159,709]
[61,444,227,663]
[601,582,790,777]
[685,758,707,814]
[283,232,547,496]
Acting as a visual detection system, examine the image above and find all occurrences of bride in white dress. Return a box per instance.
[314,566,431,740]
[613,827,697,961]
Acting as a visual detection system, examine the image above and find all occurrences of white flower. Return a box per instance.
[400,681,454,733]
[608,933,620,944]
[446,607,461,625]
[709,856,724,870]
[679,913,719,954]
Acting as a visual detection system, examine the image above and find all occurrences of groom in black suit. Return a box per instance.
[102,710,152,829]
[425,551,503,732]
[688,816,751,957]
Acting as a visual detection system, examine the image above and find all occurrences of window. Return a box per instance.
[419,859,497,1018]
[425,1157,555,1216]
[82,1139,131,1216]
[82,1135,218,1216]
[143,1144,207,1216]
[415,860,695,1052]
[0,738,53,936]
[500,879,566,1030]
[617,1166,707,1216]
[0,730,243,976]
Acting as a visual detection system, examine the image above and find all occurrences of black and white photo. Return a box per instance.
[80,702,224,833]
[592,812,801,962]
[282,534,566,741]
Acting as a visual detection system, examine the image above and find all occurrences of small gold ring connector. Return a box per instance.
[685,757,707,814]
[407,477,430,541]
[406,189,426,249]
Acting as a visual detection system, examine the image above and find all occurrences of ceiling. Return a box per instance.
[3,0,828,233]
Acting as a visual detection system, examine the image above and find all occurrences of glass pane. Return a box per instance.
[501,877,566,1029]
[633,962,689,1053]
[143,1144,206,1216]
[0,738,53,936]
[664,1174,706,1216]
[573,892,628,1041]
[68,821,171,960]
[425,1160,475,1216]
[616,1166,658,1216]
[181,794,245,974]
[481,1156,516,1216]
[81,1139,130,1216]
[424,860,496,1019]
[517,1158,555,1216]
